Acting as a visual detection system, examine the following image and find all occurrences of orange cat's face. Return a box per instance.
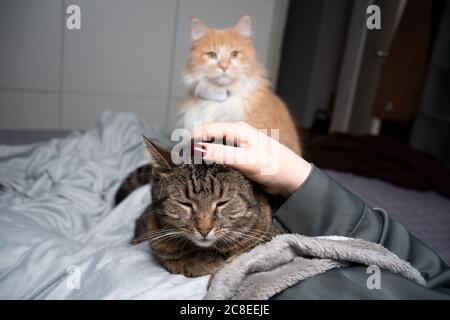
[185,16,262,88]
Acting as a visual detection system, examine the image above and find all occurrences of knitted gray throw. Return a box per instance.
[205,234,426,300]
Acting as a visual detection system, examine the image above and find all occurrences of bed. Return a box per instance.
[0,111,448,299]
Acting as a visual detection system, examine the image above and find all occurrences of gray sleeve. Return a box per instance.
[272,166,450,288]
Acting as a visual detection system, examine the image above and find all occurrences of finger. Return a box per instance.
[192,122,252,146]
[196,143,259,174]
[196,143,245,164]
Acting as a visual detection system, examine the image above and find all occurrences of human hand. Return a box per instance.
[192,122,312,197]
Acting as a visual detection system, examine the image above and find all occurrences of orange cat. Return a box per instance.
[180,15,301,155]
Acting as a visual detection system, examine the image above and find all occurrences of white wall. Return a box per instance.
[0,0,288,130]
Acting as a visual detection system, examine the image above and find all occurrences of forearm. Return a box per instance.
[273,166,371,238]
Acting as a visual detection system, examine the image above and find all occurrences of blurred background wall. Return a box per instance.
[0,0,289,130]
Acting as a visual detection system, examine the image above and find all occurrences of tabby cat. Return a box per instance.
[116,138,276,277]
[181,15,302,155]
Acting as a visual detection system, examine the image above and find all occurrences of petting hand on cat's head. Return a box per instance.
[192,122,312,197]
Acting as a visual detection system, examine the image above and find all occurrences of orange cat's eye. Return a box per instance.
[230,51,239,58]
[206,52,217,59]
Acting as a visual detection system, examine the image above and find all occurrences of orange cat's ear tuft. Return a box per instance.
[190,17,208,41]
[234,15,252,38]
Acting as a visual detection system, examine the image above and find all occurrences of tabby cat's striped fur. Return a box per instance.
[115,138,276,277]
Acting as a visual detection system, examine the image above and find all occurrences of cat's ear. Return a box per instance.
[142,136,172,172]
[190,17,208,41]
[234,15,252,38]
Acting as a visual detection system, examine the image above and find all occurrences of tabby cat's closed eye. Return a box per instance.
[215,200,229,208]
[178,201,194,210]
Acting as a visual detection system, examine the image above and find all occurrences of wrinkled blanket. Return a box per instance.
[205,234,425,300]
[0,111,209,299]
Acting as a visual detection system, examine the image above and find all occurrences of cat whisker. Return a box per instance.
[150,232,187,246]
[149,231,182,242]
[229,230,268,244]
[173,237,191,251]
[238,228,272,239]
[132,229,172,240]
[216,232,249,250]
[130,240,150,248]
[132,228,180,243]
[216,233,234,244]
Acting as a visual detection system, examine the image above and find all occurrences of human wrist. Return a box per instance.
[280,157,312,197]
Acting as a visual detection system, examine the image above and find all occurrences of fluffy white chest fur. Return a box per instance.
[182,95,245,131]
[180,79,257,131]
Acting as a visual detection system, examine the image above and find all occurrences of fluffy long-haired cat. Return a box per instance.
[181,15,301,154]
[116,138,276,277]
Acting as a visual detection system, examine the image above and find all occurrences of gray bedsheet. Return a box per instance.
[0,112,208,299]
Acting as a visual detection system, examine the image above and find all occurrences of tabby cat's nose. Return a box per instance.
[197,227,213,238]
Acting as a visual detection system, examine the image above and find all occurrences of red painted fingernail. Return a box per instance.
[194,146,206,157]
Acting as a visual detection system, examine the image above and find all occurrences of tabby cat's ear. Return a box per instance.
[142,136,172,172]
[234,15,252,38]
[190,17,208,41]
